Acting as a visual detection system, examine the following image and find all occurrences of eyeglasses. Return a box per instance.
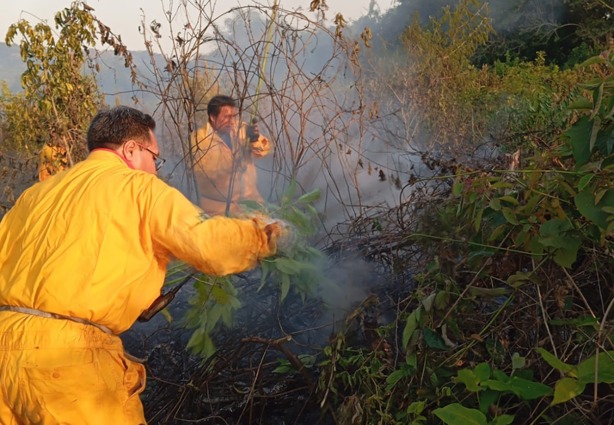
[137,144,166,171]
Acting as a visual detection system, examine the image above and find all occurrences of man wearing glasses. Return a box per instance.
[137,143,166,172]
[0,106,288,424]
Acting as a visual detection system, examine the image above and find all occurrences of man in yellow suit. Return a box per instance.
[0,106,287,424]
[191,95,272,216]
[38,142,69,181]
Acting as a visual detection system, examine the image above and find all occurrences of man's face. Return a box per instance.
[210,105,239,136]
[132,130,162,175]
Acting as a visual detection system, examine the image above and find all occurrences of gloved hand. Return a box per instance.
[246,119,260,143]
[263,219,296,254]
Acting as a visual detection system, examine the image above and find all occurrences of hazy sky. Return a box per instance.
[1,0,395,49]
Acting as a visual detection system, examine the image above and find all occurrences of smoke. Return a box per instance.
[171,4,418,232]
[114,1,432,349]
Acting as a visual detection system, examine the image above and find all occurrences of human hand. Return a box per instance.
[246,120,260,143]
[263,220,295,254]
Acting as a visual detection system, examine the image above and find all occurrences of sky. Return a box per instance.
[1,0,396,50]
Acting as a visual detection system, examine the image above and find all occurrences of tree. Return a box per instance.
[1,1,128,164]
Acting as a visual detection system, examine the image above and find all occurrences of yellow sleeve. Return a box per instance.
[148,181,275,276]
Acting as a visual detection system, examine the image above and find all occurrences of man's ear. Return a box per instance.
[122,140,137,160]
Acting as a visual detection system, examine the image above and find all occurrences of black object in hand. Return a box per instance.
[246,119,259,142]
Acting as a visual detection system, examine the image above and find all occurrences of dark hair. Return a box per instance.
[87,106,156,152]
[207,95,236,118]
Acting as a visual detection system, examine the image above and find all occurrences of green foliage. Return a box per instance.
[401,0,495,148]
[317,50,614,423]
[318,332,408,425]
[537,348,614,406]
[0,82,38,152]
[418,52,612,420]
[490,52,585,146]
[398,0,586,153]
[435,52,613,270]
[183,274,241,359]
[182,183,326,359]
[248,182,327,302]
[434,403,513,425]
[563,53,614,238]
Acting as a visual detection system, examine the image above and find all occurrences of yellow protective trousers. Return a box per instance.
[0,311,146,425]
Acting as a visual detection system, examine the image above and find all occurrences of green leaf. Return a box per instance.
[577,173,595,191]
[296,188,321,204]
[273,362,294,374]
[579,56,607,67]
[456,368,480,392]
[474,206,484,231]
[422,292,436,312]
[568,96,593,110]
[452,180,463,197]
[211,284,231,304]
[492,369,509,383]
[536,347,575,374]
[434,404,488,425]
[512,352,526,370]
[498,196,519,205]
[402,309,419,350]
[575,189,614,229]
[577,351,614,384]
[565,116,592,165]
[259,260,270,291]
[548,316,599,327]
[478,389,499,415]
[488,224,507,242]
[386,368,410,390]
[483,376,552,400]
[435,290,451,310]
[160,308,173,323]
[474,363,491,381]
[551,377,585,406]
[272,257,302,275]
[589,116,601,152]
[506,271,538,288]
[538,219,582,267]
[423,328,448,350]
[186,327,205,351]
[491,415,515,425]
[407,400,426,415]
[238,199,264,211]
[538,219,572,249]
[501,207,519,225]
[468,287,509,297]
[280,180,298,206]
[280,273,291,302]
[552,237,582,268]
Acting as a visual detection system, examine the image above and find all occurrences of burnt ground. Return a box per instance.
[0,151,409,424]
[121,256,408,425]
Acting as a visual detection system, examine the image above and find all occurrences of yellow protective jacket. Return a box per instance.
[0,149,275,334]
[38,143,69,182]
[191,122,272,216]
